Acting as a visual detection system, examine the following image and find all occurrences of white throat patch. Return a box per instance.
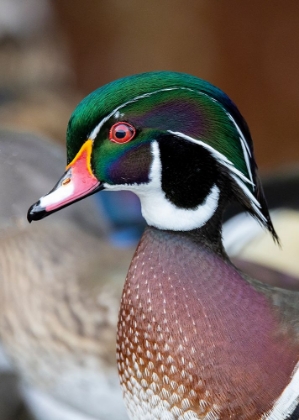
[104,141,220,231]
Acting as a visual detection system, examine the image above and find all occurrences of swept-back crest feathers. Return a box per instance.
[67,71,278,241]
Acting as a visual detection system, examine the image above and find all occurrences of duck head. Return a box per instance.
[28,71,278,241]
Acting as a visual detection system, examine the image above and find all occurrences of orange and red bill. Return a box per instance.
[27,139,102,222]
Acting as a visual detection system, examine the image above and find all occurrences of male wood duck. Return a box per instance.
[28,72,299,420]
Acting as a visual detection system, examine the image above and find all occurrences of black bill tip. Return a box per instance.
[27,201,47,223]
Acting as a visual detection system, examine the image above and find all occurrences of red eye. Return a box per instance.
[109,122,136,144]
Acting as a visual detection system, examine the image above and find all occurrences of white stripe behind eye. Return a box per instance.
[227,114,254,184]
[167,131,264,222]
[230,174,266,223]
[88,82,254,195]
[227,114,252,156]
[187,90,254,187]
[89,87,180,141]
[167,130,254,187]
[88,83,254,189]
[239,138,254,185]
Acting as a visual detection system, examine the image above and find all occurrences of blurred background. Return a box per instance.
[2,0,299,168]
[0,1,299,419]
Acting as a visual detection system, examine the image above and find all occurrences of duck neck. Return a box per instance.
[155,197,228,258]
[183,207,226,256]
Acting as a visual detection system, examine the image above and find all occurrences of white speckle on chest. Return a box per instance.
[117,255,220,420]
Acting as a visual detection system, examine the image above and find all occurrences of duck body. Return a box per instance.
[118,226,299,419]
[28,71,299,419]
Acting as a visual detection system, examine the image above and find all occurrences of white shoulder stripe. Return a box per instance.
[261,363,299,420]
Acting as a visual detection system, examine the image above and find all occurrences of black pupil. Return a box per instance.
[115,128,127,139]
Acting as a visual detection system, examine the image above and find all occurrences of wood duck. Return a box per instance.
[28,72,299,420]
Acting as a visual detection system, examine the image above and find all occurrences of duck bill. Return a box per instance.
[27,139,103,222]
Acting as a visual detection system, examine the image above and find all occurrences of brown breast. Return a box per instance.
[117,227,299,420]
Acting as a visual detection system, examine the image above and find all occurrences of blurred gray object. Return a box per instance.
[223,166,299,290]
[0,0,51,39]
[0,129,106,233]
[0,130,130,420]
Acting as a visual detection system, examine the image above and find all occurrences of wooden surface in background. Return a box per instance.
[52,0,299,170]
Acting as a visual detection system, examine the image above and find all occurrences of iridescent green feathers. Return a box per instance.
[66,71,278,241]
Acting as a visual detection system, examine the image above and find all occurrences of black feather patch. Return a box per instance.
[285,403,299,420]
[158,134,218,209]
[254,174,280,244]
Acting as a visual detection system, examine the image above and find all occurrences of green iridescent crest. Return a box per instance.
[66,71,277,240]
[67,72,253,180]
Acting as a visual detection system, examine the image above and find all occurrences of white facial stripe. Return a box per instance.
[226,112,251,157]
[88,84,254,191]
[197,91,254,186]
[167,130,264,223]
[39,181,74,208]
[168,131,254,187]
[239,137,254,185]
[88,82,255,218]
[227,114,254,184]
[227,113,252,157]
[230,174,266,223]
[261,363,299,419]
[104,141,220,231]
[89,87,179,141]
